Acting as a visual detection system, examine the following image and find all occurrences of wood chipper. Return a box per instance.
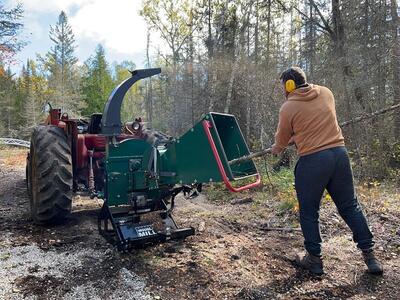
[26,68,261,250]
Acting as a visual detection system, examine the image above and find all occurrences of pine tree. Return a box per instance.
[0,67,17,136]
[0,2,24,135]
[81,44,114,115]
[40,11,82,115]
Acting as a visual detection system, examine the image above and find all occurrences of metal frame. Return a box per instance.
[202,120,261,192]
[98,191,195,251]
[0,138,30,148]
[101,68,161,136]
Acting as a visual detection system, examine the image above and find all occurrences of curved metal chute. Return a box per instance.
[101,68,161,136]
[0,138,30,148]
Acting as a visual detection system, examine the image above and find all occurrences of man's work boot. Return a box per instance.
[295,252,324,275]
[362,250,383,275]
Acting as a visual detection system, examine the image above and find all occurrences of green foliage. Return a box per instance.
[114,61,145,122]
[266,167,295,191]
[81,44,114,115]
[203,182,232,204]
[48,11,78,67]
[203,165,298,214]
[18,59,47,138]
[264,167,298,214]
[140,0,198,62]
[0,67,21,137]
[277,197,298,214]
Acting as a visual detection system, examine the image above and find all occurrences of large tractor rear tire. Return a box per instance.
[28,125,73,224]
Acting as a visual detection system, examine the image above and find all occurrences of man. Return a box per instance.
[271,67,383,276]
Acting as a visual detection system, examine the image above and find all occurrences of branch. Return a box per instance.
[309,0,334,36]
[228,103,400,165]
[156,50,171,66]
[275,0,334,36]
[175,11,207,54]
[258,225,302,233]
[339,103,400,127]
[147,16,174,50]
[273,0,289,13]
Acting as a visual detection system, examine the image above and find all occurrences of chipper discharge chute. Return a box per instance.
[26,68,261,251]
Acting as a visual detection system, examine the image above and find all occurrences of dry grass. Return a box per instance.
[0,147,28,168]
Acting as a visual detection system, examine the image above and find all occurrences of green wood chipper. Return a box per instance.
[26,68,261,250]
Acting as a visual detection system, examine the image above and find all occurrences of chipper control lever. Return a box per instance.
[202,120,261,192]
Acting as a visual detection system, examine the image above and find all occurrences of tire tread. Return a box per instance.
[28,125,73,224]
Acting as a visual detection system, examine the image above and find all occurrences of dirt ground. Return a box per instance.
[0,148,399,300]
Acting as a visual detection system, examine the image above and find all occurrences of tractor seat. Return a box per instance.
[88,113,103,134]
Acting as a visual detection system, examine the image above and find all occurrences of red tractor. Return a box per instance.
[26,69,161,225]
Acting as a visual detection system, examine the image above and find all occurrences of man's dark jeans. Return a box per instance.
[295,146,374,256]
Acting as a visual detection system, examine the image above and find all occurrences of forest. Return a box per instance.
[0,0,399,181]
[0,1,400,299]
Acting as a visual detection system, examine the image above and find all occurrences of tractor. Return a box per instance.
[26,68,261,250]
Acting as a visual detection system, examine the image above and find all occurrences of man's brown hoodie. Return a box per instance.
[274,84,345,156]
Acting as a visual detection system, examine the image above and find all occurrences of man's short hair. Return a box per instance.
[280,67,307,87]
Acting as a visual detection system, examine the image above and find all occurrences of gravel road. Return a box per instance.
[0,154,154,300]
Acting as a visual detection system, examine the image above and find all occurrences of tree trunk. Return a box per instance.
[208,67,217,111]
[224,7,248,114]
[224,35,240,114]
[206,0,215,112]
[308,2,316,77]
[189,6,195,126]
[145,31,153,127]
[254,0,259,64]
[390,0,400,139]
[331,0,365,111]
[207,0,213,58]
[266,0,272,66]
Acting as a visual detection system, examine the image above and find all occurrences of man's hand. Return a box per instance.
[271,144,283,155]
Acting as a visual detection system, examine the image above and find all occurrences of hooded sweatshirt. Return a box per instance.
[274,84,345,156]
